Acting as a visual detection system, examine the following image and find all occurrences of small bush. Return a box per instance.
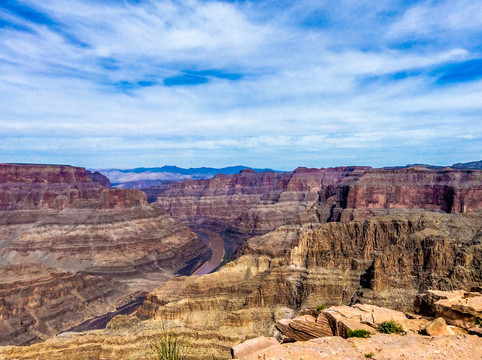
[347,329,371,338]
[315,303,326,311]
[365,352,374,359]
[377,321,405,334]
[149,325,188,360]
[475,317,482,326]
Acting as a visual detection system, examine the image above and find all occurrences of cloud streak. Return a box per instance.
[0,0,480,169]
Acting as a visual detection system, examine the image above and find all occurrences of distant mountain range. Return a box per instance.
[94,165,279,188]
[94,161,481,189]
[383,160,482,170]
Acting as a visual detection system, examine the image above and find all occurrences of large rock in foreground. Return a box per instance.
[237,333,482,360]
[415,290,482,329]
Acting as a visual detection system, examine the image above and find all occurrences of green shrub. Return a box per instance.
[475,317,482,326]
[377,321,405,334]
[149,326,188,360]
[315,303,326,311]
[365,352,374,359]
[347,329,371,338]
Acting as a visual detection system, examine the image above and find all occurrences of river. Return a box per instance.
[63,229,225,333]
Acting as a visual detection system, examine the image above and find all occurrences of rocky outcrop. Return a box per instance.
[0,263,127,346]
[276,314,334,341]
[275,304,428,341]
[415,290,482,330]
[236,333,482,360]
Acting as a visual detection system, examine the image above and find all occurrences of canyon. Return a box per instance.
[0,163,480,359]
[155,166,481,249]
[0,164,208,346]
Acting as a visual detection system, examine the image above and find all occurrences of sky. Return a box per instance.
[0,0,481,170]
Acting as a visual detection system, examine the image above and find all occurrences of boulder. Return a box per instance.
[422,317,454,336]
[415,290,482,329]
[231,337,280,359]
[276,314,334,341]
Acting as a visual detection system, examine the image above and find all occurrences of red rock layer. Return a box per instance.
[156,166,369,234]
[155,166,482,236]
[0,164,110,210]
[337,167,481,221]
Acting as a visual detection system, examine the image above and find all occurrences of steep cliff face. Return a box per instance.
[155,167,369,235]
[155,167,482,238]
[336,167,482,221]
[0,164,209,346]
[0,164,110,210]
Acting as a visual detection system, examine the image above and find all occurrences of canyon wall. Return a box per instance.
[0,164,208,345]
[132,211,480,359]
[0,263,127,346]
[2,211,479,359]
[155,167,482,238]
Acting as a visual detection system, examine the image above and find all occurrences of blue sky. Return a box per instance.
[0,0,481,170]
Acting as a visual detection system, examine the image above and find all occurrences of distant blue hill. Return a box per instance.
[382,160,482,170]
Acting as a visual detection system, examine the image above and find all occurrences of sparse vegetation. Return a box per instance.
[315,303,326,311]
[365,352,374,359]
[377,320,405,334]
[475,317,482,326]
[346,329,371,338]
[149,325,188,360]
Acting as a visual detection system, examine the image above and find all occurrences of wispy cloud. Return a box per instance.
[0,0,480,169]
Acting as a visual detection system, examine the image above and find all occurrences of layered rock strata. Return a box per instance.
[415,290,482,330]
[0,164,109,210]
[0,212,480,359]
[132,211,480,358]
[155,167,482,237]
[0,164,207,281]
[0,164,208,345]
[0,263,127,346]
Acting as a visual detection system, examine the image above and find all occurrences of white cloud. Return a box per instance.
[0,0,480,169]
